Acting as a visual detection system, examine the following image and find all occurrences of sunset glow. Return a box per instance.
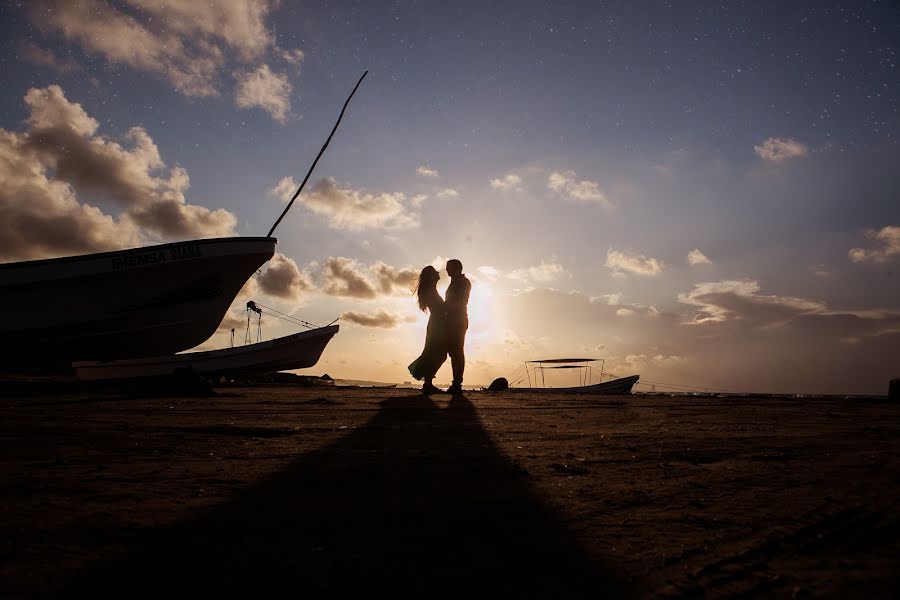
[0,1,897,393]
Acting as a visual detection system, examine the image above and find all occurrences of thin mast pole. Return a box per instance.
[266,71,368,238]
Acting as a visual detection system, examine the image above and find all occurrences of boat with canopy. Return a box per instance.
[516,358,639,394]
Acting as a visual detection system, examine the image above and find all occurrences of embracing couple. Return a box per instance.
[408,259,471,395]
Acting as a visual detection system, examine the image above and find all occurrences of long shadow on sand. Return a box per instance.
[60,394,632,597]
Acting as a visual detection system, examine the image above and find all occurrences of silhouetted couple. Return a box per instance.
[408,259,471,395]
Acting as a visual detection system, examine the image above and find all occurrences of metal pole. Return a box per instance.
[267,71,368,238]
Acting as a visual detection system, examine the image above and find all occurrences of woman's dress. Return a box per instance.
[408,289,447,380]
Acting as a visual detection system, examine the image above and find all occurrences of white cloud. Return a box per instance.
[416,165,439,178]
[605,249,663,277]
[616,308,635,317]
[677,279,825,325]
[477,265,501,281]
[507,261,568,283]
[547,170,611,208]
[296,177,421,230]
[590,293,621,306]
[234,64,292,122]
[0,85,236,261]
[754,137,808,162]
[489,172,523,191]
[436,187,459,199]
[687,248,712,266]
[849,226,900,263]
[269,176,297,203]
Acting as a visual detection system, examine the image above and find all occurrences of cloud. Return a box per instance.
[605,249,663,277]
[19,41,80,73]
[322,257,378,299]
[278,48,305,66]
[687,248,712,266]
[753,137,809,162]
[489,172,523,191]
[1,85,236,261]
[590,293,621,306]
[30,0,289,115]
[436,187,459,199]
[234,64,292,122]
[547,170,611,208]
[848,226,900,263]
[416,165,439,178]
[370,261,418,294]
[256,253,314,300]
[677,279,825,325]
[297,177,420,230]
[341,309,415,328]
[269,176,296,203]
[477,266,501,281]
[507,261,568,283]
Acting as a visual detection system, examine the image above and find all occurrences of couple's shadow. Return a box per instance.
[63,394,631,597]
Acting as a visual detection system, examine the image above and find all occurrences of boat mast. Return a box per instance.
[266,71,368,238]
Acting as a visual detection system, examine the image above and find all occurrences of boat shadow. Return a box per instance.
[59,394,633,597]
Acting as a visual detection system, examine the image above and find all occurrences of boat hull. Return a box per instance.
[0,237,276,362]
[74,325,339,381]
[514,374,640,394]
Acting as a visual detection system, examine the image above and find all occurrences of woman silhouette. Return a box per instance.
[408,266,448,393]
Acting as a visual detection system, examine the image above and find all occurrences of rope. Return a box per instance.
[252,301,320,330]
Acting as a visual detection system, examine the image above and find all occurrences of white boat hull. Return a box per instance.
[74,325,339,381]
[514,374,640,394]
[0,237,276,362]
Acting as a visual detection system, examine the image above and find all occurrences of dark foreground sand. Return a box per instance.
[1,386,899,598]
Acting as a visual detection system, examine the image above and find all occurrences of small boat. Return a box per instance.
[513,358,639,394]
[73,324,339,381]
[514,374,640,394]
[0,237,276,362]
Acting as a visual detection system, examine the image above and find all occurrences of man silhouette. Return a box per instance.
[444,259,471,395]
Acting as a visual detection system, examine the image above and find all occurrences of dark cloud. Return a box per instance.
[370,261,418,295]
[322,257,419,299]
[0,85,236,261]
[341,309,414,328]
[257,253,314,300]
[322,257,378,299]
[31,0,276,98]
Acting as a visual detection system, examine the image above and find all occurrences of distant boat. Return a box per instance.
[514,374,640,395]
[0,237,276,362]
[73,324,339,381]
[513,358,639,394]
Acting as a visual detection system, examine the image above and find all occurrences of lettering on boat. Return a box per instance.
[111,243,204,269]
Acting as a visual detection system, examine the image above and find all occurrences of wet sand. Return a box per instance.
[1,386,899,598]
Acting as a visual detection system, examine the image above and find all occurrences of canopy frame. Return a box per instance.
[524,358,606,388]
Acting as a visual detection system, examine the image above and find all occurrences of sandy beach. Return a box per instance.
[2,385,899,598]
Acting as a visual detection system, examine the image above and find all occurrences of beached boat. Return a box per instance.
[514,358,639,394]
[73,324,339,381]
[0,237,276,362]
[515,374,640,394]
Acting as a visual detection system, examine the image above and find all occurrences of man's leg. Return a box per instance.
[448,325,466,390]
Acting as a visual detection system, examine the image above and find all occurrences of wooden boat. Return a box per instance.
[73,324,339,381]
[0,237,276,362]
[513,358,639,394]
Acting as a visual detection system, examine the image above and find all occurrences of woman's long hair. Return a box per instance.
[413,265,440,312]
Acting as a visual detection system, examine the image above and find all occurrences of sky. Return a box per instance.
[1,0,898,393]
